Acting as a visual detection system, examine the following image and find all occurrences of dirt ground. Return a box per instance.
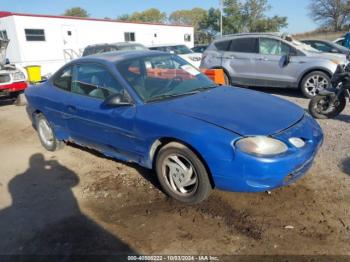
[0,88,349,258]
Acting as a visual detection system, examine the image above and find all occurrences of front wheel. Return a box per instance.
[309,94,346,119]
[35,114,64,151]
[301,71,331,98]
[155,142,212,204]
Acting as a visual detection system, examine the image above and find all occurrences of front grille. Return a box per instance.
[0,74,11,83]
[284,157,313,185]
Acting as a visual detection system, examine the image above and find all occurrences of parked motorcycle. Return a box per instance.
[309,64,350,119]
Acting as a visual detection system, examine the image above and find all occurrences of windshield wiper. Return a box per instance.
[148,90,202,103]
[192,85,218,92]
[147,85,218,103]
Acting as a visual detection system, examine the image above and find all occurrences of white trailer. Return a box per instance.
[0,11,194,76]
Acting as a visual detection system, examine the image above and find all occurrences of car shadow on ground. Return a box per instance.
[334,114,350,124]
[67,143,162,192]
[341,157,350,176]
[0,153,136,259]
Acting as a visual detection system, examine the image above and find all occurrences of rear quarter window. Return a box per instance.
[214,40,231,51]
[53,67,72,91]
[230,38,258,53]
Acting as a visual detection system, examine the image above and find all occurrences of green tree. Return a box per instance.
[62,7,89,17]
[169,8,209,44]
[223,0,244,34]
[251,16,288,32]
[198,8,221,43]
[169,8,207,27]
[117,14,132,21]
[130,8,166,23]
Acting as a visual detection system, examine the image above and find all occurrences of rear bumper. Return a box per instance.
[0,82,28,96]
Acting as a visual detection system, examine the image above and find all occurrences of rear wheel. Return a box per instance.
[155,142,212,204]
[35,114,64,151]
[309,94,346,119]
[223,71,230,86]
[301,71,330,98]
[14,93,27,106]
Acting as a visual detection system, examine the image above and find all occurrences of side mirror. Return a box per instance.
[103,93,133,108]
[279,54,291,67]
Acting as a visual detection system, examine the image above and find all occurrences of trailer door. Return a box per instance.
[62,25,77,49]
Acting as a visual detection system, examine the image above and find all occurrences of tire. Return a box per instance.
[14,93,27,106]
[301,71,331,98]
[155,142,212,204]
[223,71,230,86]
[309,94,346,119]
[35,114,64,151]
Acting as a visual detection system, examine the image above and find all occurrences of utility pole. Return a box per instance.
[220,0,223,37]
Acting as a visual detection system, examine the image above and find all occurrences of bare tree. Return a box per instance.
[309,0,349,31]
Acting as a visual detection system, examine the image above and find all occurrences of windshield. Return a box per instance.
[169,45,193,54]
[117,54,215,102]
[333,42,350,52]
[118,44,147,51]
[291,39,321,53]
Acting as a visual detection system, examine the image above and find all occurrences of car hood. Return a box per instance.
[0,38,9,66]
[160,87,305,136]
[305,50,347,61]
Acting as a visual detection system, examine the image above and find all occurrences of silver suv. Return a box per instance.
[201,33,348,97]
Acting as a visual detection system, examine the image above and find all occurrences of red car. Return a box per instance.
[0,37,27,99]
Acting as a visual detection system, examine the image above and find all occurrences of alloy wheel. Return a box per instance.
[304,74,329,97]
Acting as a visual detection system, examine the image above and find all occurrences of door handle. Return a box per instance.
[67,105,77,113]
[258,57,269,61]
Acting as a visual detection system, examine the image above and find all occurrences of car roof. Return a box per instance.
[148,43,187,48]
[215,32,281,41]
[86,42,145,48]
[76,50,168,64]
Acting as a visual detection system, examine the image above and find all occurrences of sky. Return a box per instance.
[1,0,317,33]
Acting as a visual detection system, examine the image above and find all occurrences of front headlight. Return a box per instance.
[235,136,288,157]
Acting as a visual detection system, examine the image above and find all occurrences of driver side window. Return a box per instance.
[71,64,126,100]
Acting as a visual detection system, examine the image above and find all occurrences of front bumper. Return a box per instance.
[211,113,324,192]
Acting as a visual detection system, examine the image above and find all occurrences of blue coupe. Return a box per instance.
[25,51,323,204]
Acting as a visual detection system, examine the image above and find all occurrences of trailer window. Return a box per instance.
[0,30,8,40]
[25,29,45,41]
[184,34,191,42]
[124,32,135,42]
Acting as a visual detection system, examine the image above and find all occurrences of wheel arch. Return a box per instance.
[149,137,216,188]
[31,109,43,128]
[298,68,333,88]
